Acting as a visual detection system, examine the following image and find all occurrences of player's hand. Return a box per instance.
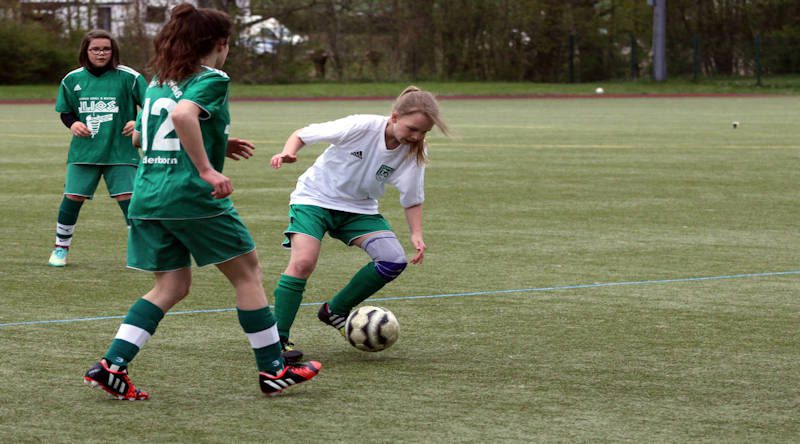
[409,234,426,264]
[122,120,136,136]
[70,121,91,137]
[199,169,233,199]
[227,138,255,160]
[270,153,297,169]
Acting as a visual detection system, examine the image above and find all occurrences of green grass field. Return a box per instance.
[1,95,799,442]
[1,76,799,101]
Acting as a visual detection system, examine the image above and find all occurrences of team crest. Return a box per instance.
[375,164,395,182]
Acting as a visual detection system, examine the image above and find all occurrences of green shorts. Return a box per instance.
[64,163,136,198]
[127,208,256,272]
[282,204,393,248]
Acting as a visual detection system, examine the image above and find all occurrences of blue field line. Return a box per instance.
[2,270,799,328]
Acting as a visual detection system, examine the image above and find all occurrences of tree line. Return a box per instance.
[1,0,798,84]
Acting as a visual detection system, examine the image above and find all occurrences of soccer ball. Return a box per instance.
[344,306,399,352]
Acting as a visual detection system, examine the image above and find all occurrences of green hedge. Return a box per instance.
[0,20,75,84]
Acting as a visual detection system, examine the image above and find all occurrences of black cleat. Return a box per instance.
[280,336,304,364]
[317,303,347,336]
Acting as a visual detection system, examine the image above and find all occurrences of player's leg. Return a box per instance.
[84,218,191,400]
[272,205,328,349]
[103,165,136,226]
[113,193,131,226]
[217,253,321,395]
[170,210,282,375]
[84,269,191,400]
[176,209,320,395]
[217,251,284,375]
[274,233,321,346]
[105,270,190,364]
[49,164,100,266]
[320,215,407,330]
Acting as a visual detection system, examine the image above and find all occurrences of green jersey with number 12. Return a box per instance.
[130,66,232,220]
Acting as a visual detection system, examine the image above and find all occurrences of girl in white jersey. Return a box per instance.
[270,86,450,358]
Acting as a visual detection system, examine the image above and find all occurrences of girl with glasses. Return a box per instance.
[49,29,147,267]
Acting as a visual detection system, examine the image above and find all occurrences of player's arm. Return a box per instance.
[270,129,305,169]
[56,80,90,138]
[226,137,255,161]
[122,121,136,136]
[128,74,148,139]
[60,112,90,137]
[404,203,425,264]
[171,100,232,198]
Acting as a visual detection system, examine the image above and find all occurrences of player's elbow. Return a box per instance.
[171,102,201,129]
[170,107,192,127]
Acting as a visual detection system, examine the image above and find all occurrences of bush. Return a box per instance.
[762,28,800,75]
[0,20,75,84]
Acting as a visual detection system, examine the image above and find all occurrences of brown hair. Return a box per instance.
[78,30,120,69]
[149,3,233,83]
[392,86,451,165]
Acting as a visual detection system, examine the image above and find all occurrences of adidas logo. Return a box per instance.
[74,84,82,92]
[108,374,127,393]
[350,151,363,159]
[261,375,297,391]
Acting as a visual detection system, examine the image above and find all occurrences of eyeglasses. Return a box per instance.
[88,47,112,55]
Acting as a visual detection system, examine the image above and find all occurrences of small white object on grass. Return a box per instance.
[595,87,604,94]
[732,121,739,129]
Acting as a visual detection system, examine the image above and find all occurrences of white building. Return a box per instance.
[17,0,304,53]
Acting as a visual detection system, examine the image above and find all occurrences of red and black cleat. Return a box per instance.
[259,360,322,396]
[84,359,149,401]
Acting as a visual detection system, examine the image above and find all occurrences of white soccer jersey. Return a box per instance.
[290,114,425,214]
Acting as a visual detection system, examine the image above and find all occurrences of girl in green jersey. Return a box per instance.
[83,3,320,400]
[49,29,147,267]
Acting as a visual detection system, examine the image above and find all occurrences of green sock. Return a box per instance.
[55,197,83,247]
[58,196,83,225]
[117,198,130,226]
[328,262,389,314]
[104,298,164,367]
[273,274,307,340]
[237,307,283,374]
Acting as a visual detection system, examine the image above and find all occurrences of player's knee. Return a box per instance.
[286,258,316,279]
[375,259,407,281]
[176,285,190,299]
[362,233,407,281]
[174,276,191,299]
[65,194,87,202]
[156,278,191,302]
[248,262,264,286]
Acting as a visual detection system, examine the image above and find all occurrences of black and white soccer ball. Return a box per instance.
[344,306,399,352]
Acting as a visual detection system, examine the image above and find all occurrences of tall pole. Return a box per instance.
[630,33,638,80]
[692,35,699,82]
[569,34,575,83]
[754,34,762,86]
[651,0,667,81]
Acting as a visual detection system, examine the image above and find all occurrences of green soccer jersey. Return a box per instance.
[55,65,147,165]
[129,67,232,220]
